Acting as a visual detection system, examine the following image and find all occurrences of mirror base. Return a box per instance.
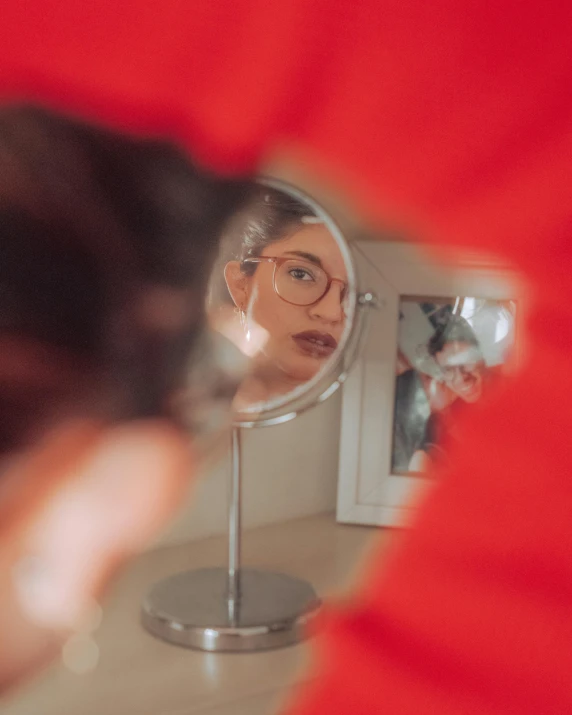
[141,567,321,652]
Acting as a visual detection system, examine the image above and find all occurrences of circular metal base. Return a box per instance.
[141,568,321,652]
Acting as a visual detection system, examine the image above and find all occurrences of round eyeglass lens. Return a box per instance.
[274,259,329,306]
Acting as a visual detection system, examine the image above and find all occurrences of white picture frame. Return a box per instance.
[336,241,527,527]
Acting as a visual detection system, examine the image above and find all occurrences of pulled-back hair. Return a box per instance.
[427,315,480,357]
[233,185,317,276]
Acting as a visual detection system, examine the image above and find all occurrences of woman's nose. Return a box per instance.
[456,368,473,384]
[308,282,345,323]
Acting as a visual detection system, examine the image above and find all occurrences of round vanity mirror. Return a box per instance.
[142,178,375,653]
[208,177,366,427]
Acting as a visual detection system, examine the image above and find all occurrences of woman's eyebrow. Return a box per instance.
[283,250,323,267]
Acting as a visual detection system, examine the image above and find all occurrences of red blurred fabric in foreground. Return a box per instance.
[1,1,572,712]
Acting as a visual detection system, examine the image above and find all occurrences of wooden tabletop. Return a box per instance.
[4,514,393,715]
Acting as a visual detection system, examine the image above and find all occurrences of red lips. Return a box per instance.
[292,331,338,358]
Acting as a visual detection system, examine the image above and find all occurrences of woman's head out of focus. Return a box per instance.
[223,188,347,393]
[0,104,250,692]
[428,317,487,403]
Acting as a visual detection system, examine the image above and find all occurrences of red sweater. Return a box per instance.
[1,2,572,712]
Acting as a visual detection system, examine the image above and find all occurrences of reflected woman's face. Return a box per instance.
[241,224,347,383]
[435,340,487,403]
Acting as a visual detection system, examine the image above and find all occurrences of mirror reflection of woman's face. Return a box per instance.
[244,224,347,383]
[435,340,487,403]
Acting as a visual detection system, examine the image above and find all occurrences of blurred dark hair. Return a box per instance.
[0,104,250,454]
[427,315,480,357]
[231,185,316,276]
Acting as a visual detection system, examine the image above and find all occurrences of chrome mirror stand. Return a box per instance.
[141,427,321,652]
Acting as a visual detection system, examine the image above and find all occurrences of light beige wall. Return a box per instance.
[155,390,342,546]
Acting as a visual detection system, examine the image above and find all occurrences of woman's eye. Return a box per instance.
[289,267,315,281]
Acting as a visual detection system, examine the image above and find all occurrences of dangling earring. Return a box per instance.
[243,313,253,342]
[238,309,251,341]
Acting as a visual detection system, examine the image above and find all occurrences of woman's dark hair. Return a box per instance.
[0,104,250,454]
[231,186,317,276]
[427,315,481,357]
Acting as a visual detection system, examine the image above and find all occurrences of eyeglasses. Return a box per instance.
[439,363,481,381]
[242,256,347,308]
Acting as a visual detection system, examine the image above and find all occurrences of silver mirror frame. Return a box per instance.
[231,176,374,428]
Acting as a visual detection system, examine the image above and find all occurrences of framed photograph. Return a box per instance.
[336,241,526,527]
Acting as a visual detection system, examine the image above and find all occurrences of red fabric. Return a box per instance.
[1,2,572,712]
